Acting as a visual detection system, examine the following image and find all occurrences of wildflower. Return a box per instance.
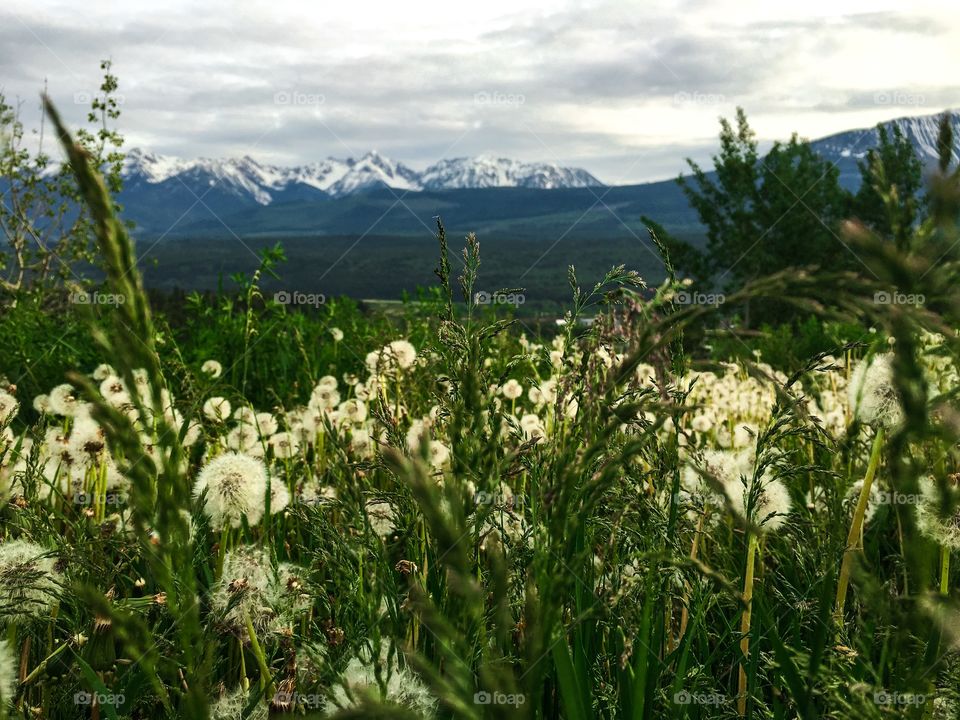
[339,399,367,424]
[724,468,792,533]
[365,500,397,538]
[233,406,256,425]
[387,340,417,369]
[427,441,450,469]
[916,476,960,550]
[224,424,261,456]
[405,418,431,451]
[324,647,436,718]
[66,412,107,469]
[690,413,713,434]
[32,394,50,414]
[192,452,269,530]
[268,478,290,515]
[847,353,903,429]
[99,375,131,407]
[274,562,311,618]
[210,686,269,720]
[501,379,523,400]
[350,427,374,455]
[0,391,17,425]
[212,546,276,636]
[48,384,79,417]
[268,432,299,459]
[92,363,115,381]
[519,414,546,443]
[254,412,279,437]
[310,386,340,410]
[330,327,344,342]
[0,539,62,620]
[201,360,223,379]
[203,397,232,423]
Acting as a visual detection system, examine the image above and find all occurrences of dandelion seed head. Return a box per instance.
[916,476,960,550]
[501,379,523,400]
[203,397,232,423]
[268,431,299,459]
[192,452,268,530]
[201,360,223,379]
[325,647,436,718]
[92,363,115,381]
[724,469,792,533]
[48,384,78,417]
[0,539,62,621]
[847,353,903,429]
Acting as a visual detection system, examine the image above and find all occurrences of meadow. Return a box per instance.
[1,101,960,720]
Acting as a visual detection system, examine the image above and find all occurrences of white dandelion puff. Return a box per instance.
[0,539,62,621]
[847,353,904,429]
[192,452,268,530]
[268,431,299,459]
[48,384,79,417]
[0,391,18,426]
[724,468,792,533]
[917,476,960,550]
[365,500,397,538]
[201,360,223,379]
[501,379,523,400]
[324,647,436,718]
[92,363,115,381]
[203,397,232,423]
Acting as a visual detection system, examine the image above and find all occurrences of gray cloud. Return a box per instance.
[1,1,957,183]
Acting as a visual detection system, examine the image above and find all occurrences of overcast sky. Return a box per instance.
[2,0,958,184]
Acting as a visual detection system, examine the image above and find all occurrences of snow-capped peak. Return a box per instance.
[120,148,604,203]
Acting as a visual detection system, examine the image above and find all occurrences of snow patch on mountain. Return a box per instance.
[121,148,604,204]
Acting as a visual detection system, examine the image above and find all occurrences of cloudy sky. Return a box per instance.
[2,0,958,184]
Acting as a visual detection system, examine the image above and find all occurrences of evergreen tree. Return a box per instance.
[852,124,923,250]
[674,109,850,324]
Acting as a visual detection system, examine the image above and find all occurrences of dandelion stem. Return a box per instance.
[940,546,951,596]
[834,425,885,629]
[737,531,759,717]
[242,608,274,698]
[20,640,69,686]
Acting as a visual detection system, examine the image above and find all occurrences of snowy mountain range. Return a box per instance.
[117,109,959,236]
[121,149,603,205]
[809,110,960,186]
